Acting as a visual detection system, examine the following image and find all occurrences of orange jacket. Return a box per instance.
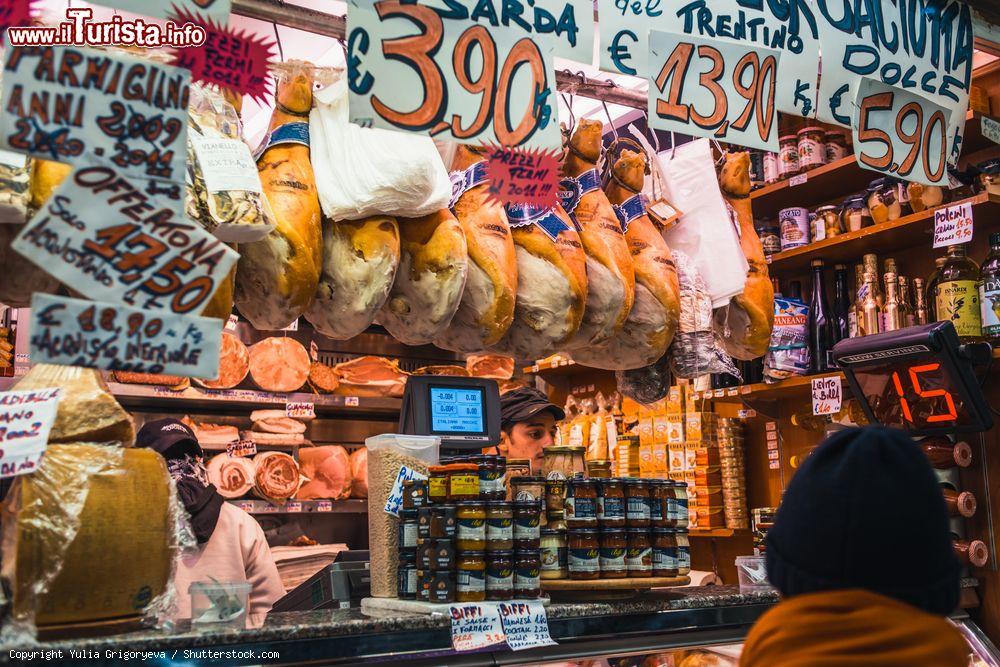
[740,589,968,667]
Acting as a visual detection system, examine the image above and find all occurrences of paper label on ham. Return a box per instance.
[384,464,428,516]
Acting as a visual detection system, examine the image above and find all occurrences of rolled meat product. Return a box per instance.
[571,148,680,370]
[248,337,310,393]
[194,331,250,390]
[411,365,469,376]
[434,146,517,353]
[297,446,352,500]
[253,451,303,503]
[305,215,400,339]
[235,61,322,329]
[112,371,189,387]
[350,448,368,498]
[560,119,635,349]
[491,204,587,360]
[207,454,255,498]
[250,412,307,434]
[378,210,469,345]
[466,354,514,379]
[335,356,408,397]
[308,361,340,393]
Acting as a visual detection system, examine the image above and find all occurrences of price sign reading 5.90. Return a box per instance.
[347,0,560,150]
[852,78,953,186]
[647,30,780,153]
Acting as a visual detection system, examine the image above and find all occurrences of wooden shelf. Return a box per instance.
[700,372,845,404]
[228,499,367,514]
[766,192,1000,275]
[689,528,747,538]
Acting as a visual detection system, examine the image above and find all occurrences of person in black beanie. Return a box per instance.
[740,426,968,666]
[496,386,565,472]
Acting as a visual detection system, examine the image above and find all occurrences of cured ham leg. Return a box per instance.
[235,61,322,329]
[434,146,517,352]
[561,119,635,350]
[713,152,774,359]
[573,149,679,370]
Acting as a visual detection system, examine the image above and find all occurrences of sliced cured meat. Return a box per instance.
[251,416,307,434]
[248,337,310,393]
[112,372,189,389]
[249,409,287,421]
[350,448,368,498]
[379,210,469,345]
[182,417,239,447]
[207,454,255,498]
[253,451,303,503]
[466,354,514,379]
[235,62,322,329]
[335,356,408,398]
[297,446,352,500]
[244,431,306,444]
[412,365,470,376]
[434,147,517,352]
[572,148,680,370]
[195,332,250,390]
[305,216,400,339]
[308,361,340,393]
[561,119,636,349]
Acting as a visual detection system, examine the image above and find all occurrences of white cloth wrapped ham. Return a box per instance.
[207,454,255,498]
[248,337,310,393]
[297,446,352,500]
[350,448,368,498]
[253,451,303,503]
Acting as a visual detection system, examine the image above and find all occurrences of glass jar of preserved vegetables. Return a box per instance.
[625,479,651,528]
[568,529,600,580]
[457,551,487,602]
[566,479,598,528]
[456,501,486,551]
[597,478,626,528]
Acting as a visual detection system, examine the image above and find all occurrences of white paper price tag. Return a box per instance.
[286,501,303,513]
[811,376,842,416]
[383,464,428,516]
[227,439,257,457]
[226,314,239,331]
[281,319,299,332]
[317,500,333,512]
[345,396,359,407]
[788,173,808,187]
[933,202,974,249]
[498,601,556,651]
[768,460,780,470]
[0,388,61,478]
[983,116,1000,145]
[449,603,507,652]
[285,402,315,419]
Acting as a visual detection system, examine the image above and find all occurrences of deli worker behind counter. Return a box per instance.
[136,419,284,627]
[495,386,566,472]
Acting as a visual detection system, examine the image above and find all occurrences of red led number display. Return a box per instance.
[889,363,958,424]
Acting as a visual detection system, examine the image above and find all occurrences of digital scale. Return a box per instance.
[398,375,501,449]
[833,321,994,436]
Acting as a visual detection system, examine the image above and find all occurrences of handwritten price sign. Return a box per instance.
[29,293,224,379]
[852,78,953,186]
[498,601,556,651]
[227,438,257,457]
[648,30,780,152]
[12,166,238,315]
[934,202,974,249]
[449,603,507,652]
[1,43,189,185]
[811,375,842,416]
[347,0,560,149]
[0,388,60,479]
[285,402,315,419]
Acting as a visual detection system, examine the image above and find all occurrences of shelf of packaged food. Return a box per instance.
[697,372,846,404]
[751,111,990,219]
[227,499,367,514]
[766,192,1000,275]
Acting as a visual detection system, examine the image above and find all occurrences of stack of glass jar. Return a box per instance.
[539,476,691,582]
[397,454,543,603]
[750,127,851,187]
[718,418,749,530]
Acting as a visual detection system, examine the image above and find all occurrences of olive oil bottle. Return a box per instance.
[934,244,982,341]
[979,233,1000,344]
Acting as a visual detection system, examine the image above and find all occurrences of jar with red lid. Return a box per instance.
[796,126,826,169]
[597,478,625,528]
[778,135,800,178]
[566,479,598,528]
[567,529,600,580]
[600,529,627,578]
[626,530,652,577]
[625,479,651,528]
[514,551,541,598]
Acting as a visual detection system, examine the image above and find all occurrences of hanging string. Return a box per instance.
[272,23,285,62]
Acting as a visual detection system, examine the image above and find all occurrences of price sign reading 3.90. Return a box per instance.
[347,0,560,149]
[647,30,780,152]
[852,78,953,186]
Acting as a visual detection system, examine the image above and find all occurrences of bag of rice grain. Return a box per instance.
[365,434,440,597]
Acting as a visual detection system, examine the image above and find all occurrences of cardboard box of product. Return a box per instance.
[667,386,682,415]
[668,443,686,473]
[666,414,684,444]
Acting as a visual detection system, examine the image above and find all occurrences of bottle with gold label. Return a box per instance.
[934,244,982,341]
[913,278,929,325]
[979,233,1000,344]
[883,273,904,332]
[863,254,884,310]
[860,272,881,336]
[850,264,864,337]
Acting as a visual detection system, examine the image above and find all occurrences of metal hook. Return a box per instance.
[272,23,285,62]
[601,100,618,141]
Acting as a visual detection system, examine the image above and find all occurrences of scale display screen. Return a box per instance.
[833,322,992,436]
[429,386,485,433]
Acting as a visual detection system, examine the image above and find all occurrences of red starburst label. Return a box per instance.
[169,8,276,104]
[0,0,35,32]
[484,144,562,209]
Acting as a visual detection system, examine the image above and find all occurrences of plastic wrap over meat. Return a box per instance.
[667,250,740,379]
[0,153,29,224]
[615,353,672,405]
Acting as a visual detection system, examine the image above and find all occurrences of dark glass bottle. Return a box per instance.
[809,259,835,372]
[926,256,946,322]
[978,232,1000,344]
[832,263,850,343]
[787,280,803,302]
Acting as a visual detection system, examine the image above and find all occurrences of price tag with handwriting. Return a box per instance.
[983,116,1000,145]
[227,439,257,457]
[933,202,974,249]
[449,603,507,652]
[0,388,61,479]
[285,402,315,419]
[811,376,842,416]
[498,601,556,651]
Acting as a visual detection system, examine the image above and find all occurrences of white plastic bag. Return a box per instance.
[655,138,748,308]
[309,73,451,220]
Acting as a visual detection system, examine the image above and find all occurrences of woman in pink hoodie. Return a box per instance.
[137,418,285,627]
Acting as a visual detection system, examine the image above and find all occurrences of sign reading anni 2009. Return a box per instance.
[347,0,561,150]
[0,41,190,185]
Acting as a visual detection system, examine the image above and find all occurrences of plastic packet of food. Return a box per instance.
[764,296,810,381]
[185,84,276,242]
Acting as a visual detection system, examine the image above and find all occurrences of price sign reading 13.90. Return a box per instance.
[647,30,780,153]
[347,0,560,150]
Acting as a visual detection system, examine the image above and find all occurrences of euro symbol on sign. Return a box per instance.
[609,30,638,76]
[347,28,374,95]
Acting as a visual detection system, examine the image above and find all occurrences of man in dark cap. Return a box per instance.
[740,426,967,666]
[136,418,283,627]
[497,386,565,472]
